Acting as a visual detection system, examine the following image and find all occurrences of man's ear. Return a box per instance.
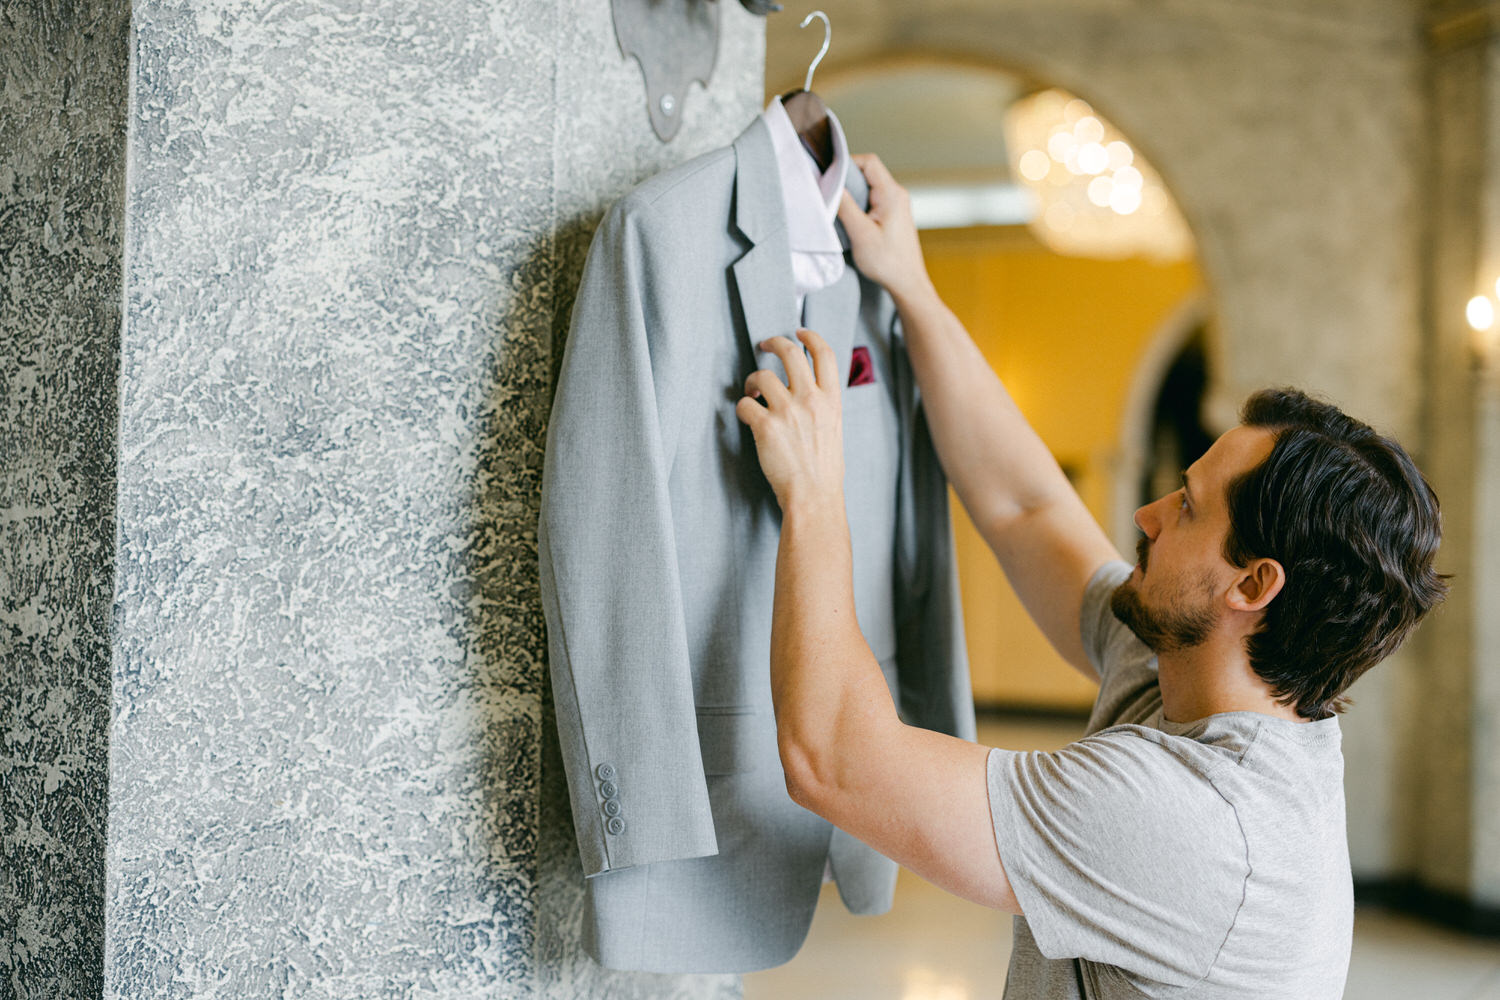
[1226,558,1285,613]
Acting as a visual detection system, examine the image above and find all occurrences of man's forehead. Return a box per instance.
[1190,425,1276,497]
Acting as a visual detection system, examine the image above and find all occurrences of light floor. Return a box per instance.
[742,716,1500,1000]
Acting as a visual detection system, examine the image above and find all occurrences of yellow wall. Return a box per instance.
[920,226,1202,710]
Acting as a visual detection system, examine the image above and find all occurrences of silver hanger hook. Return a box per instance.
[800,10,830,91]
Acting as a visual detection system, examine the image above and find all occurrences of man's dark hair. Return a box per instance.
[1224,388,1447,720]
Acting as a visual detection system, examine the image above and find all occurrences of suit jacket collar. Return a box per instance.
[732,115,871,239]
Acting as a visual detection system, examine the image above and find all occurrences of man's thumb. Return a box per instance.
[838,190,878,242]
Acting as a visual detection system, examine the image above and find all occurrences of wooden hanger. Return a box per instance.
[781,11,833,173]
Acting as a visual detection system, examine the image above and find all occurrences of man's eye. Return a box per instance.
[1178,492,1190,511]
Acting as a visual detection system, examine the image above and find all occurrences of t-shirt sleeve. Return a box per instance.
[987,734,1249,989]
[1080,559,1137,681]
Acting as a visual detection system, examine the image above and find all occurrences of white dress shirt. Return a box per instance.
[760,95,850,318]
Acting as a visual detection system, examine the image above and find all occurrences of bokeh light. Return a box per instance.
[1006,87,1193,259]
[1467,295,1495,332]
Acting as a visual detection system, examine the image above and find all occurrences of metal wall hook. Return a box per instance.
[801,11,831,91]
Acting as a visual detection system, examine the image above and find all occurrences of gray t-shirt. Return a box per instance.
[987,560,1352,999]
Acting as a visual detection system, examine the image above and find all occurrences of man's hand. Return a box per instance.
[837,153,935,306]
[735,329,845,512]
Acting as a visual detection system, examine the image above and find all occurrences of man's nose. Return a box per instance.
[1134,502,1159,539]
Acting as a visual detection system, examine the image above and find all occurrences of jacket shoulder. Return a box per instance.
[611,145,736,224]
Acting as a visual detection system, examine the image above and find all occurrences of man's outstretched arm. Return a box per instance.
[839,155,1120,678]
[737,330,1021,914]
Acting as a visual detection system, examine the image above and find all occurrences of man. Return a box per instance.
[734,152,1446,998]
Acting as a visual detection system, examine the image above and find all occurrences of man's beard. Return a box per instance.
[1110,539,1218,652]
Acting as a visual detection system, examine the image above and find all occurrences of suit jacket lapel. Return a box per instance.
[801,266,858,383]
[805,155,869,383]
[730,119,798,375]
[729,115,872,386]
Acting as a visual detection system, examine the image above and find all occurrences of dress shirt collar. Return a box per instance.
[761,95,849,255]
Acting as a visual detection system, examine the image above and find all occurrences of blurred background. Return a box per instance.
[5,0,1500,997]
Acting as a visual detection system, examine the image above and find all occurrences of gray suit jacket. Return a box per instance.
[538,116,975,974]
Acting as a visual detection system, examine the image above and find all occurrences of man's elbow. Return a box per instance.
[776,684,898,816]
[778,733,834,815]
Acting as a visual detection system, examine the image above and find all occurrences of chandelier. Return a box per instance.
[1005,89,1194,260]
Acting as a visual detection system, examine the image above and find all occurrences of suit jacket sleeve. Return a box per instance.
[890,314,977,742]
[538,198,718,877]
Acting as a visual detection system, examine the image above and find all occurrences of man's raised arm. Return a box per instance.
[838,154,1121,678]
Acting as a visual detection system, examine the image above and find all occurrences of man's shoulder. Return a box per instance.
[1003,728,1243,847]
[1069,725,1243,799]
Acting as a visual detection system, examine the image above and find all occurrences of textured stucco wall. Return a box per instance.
[100,1,761,997]
[1,4,131,997]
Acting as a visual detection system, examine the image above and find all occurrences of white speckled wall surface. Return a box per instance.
[100,1,761,995]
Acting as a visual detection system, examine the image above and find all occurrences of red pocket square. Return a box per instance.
[848,346,875,387]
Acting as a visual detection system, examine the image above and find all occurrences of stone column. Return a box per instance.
[4,1,763,996]
[1463,16,1500,913]
[1411,2,1500,921]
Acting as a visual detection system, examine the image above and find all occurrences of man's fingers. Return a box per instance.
[853,152,909,221]
[853,152,897,190]
[838,190,878,241]
[757,335,814,393]
[734,393,767,430]
[796,328,840,391]
[744,367,792,407]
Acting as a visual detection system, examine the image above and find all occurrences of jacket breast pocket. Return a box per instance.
[696,708,774,776]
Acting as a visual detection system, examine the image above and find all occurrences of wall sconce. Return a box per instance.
[1468,285,1500,370]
